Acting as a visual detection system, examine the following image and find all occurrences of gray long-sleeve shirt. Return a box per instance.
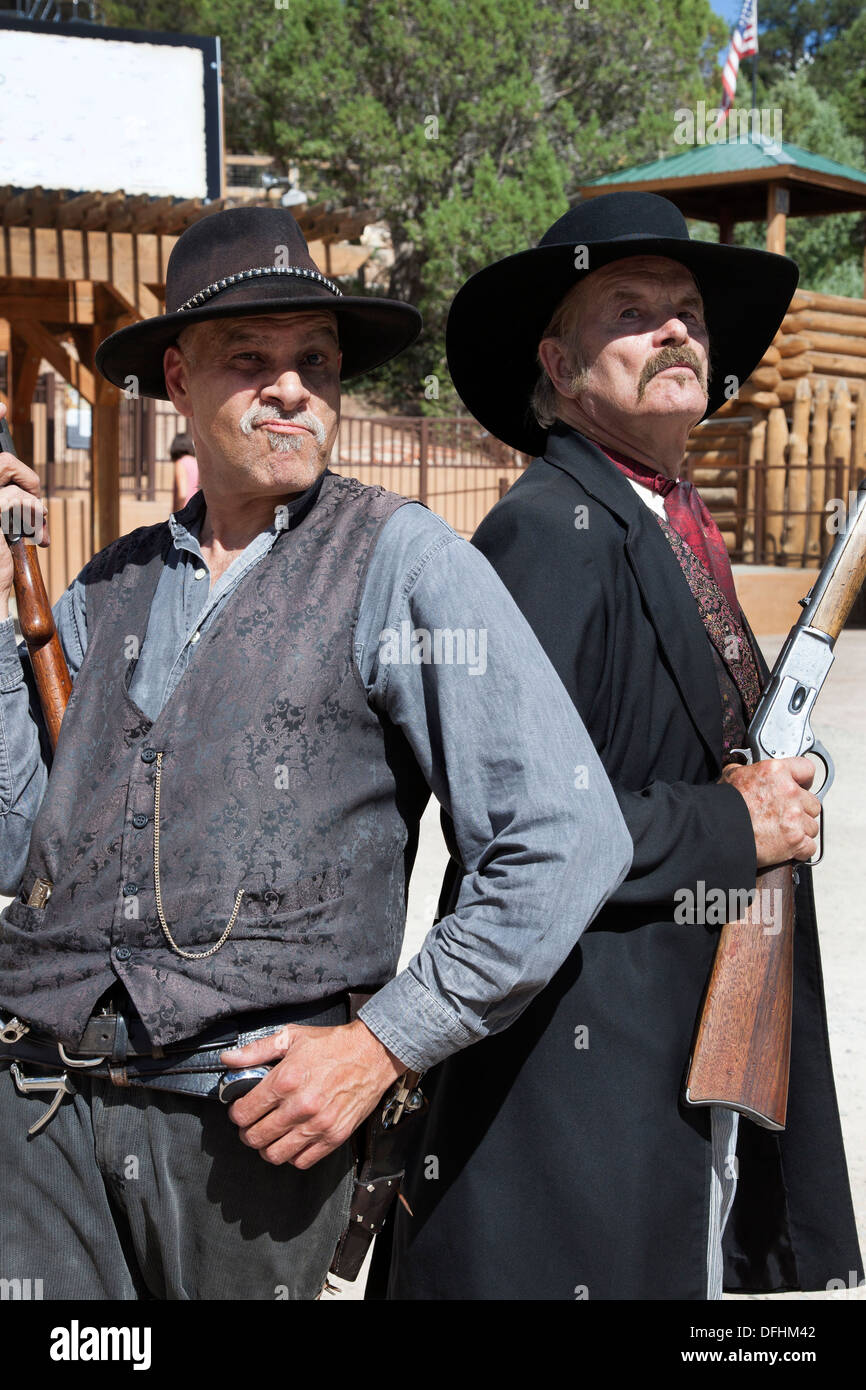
[0,485,631,1071]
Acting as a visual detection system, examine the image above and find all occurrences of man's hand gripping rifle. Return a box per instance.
[685,477,866,1130]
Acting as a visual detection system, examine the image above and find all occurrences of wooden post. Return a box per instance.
[9,330,43,468]
[766,183,789,257]
[784,377,812,566]
[828,380,853,561]
[81,289,125,555]
[418,417,429,506]
[742,415,766,562]
[143,397,157,500]
[45,371,56,496]
[764,406,788,562]
[853,387,866,486]
[91,372,121,553]
[807,378,829,564]
[718,212,735,246]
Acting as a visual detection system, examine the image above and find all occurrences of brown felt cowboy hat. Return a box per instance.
[96,206,421,398]
[446,190,798,457]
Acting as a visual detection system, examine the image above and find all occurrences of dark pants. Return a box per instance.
[0,1063,354,1300]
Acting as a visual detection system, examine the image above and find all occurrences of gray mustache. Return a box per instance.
[238,404,327,445]
[637,346,708,401]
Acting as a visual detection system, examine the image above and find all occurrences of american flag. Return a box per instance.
[720,0,758,113]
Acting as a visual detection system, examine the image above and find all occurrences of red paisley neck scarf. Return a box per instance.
[600,445,740,616]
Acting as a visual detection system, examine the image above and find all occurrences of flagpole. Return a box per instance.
[752,0,759,110]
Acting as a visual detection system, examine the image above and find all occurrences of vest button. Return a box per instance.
[132,813,149,829]
[123,882,139,896]
[141,747,157,763]
[114,946,131,961]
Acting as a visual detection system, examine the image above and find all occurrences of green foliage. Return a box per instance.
[756,1,863,72]
[98,0,865,395]
[810,12,866,151]
[734,71,864,296]
[100,0,727,408]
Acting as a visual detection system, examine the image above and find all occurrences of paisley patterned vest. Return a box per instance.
[0,473,427,1048]
[655,513,762,756]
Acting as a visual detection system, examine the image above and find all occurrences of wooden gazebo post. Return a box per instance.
[766,184,789,256]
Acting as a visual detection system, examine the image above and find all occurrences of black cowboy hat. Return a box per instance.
[446,190,798,457]
[96,205,421,398]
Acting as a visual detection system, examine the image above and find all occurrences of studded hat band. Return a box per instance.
[177,265,343,314]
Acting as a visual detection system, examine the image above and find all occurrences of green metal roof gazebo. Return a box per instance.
[578,137,866,273]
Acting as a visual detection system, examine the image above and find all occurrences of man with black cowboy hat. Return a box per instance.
[374,190,863,1300]
[0,206,631,1299]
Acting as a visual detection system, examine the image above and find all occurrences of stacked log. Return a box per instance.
[695,287,866,565]
[772,290,866,403]
[684,419,750,554]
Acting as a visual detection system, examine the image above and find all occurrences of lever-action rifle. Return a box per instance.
[685,477,866,1130]
[0,417,71,749]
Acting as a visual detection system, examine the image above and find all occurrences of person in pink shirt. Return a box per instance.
[170,431,199,511]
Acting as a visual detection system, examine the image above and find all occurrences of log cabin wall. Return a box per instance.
[683,288,866,567]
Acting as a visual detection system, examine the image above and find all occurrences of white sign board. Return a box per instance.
[0,21,221,199]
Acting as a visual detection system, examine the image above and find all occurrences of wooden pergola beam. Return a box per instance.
[0,277,95,324]
[10,319,96,404]
[9,331,42,425]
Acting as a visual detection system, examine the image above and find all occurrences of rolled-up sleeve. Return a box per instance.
[354,506,632,1071]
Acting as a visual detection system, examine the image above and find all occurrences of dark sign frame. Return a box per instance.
[0,13,223,201]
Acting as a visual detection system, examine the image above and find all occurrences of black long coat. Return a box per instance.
[375,424,863,1300]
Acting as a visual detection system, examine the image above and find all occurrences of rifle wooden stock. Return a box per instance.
[9,537,72,750]
[0,418,72,749]
[685,865,795,1130]
[808,526,866,642]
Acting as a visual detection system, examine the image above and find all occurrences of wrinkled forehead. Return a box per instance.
[582,255,703,309]
[179,310,340,355]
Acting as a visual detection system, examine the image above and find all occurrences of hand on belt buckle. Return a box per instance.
[218,1066,270,1104]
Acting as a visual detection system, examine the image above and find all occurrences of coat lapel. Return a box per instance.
[544,424,726,770]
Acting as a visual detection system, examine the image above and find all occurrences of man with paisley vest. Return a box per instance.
[374,192,863,1300]
[0,207,631,1299]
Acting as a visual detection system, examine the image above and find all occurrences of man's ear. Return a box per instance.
[538,338,574,397]
[163,345,193,418]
